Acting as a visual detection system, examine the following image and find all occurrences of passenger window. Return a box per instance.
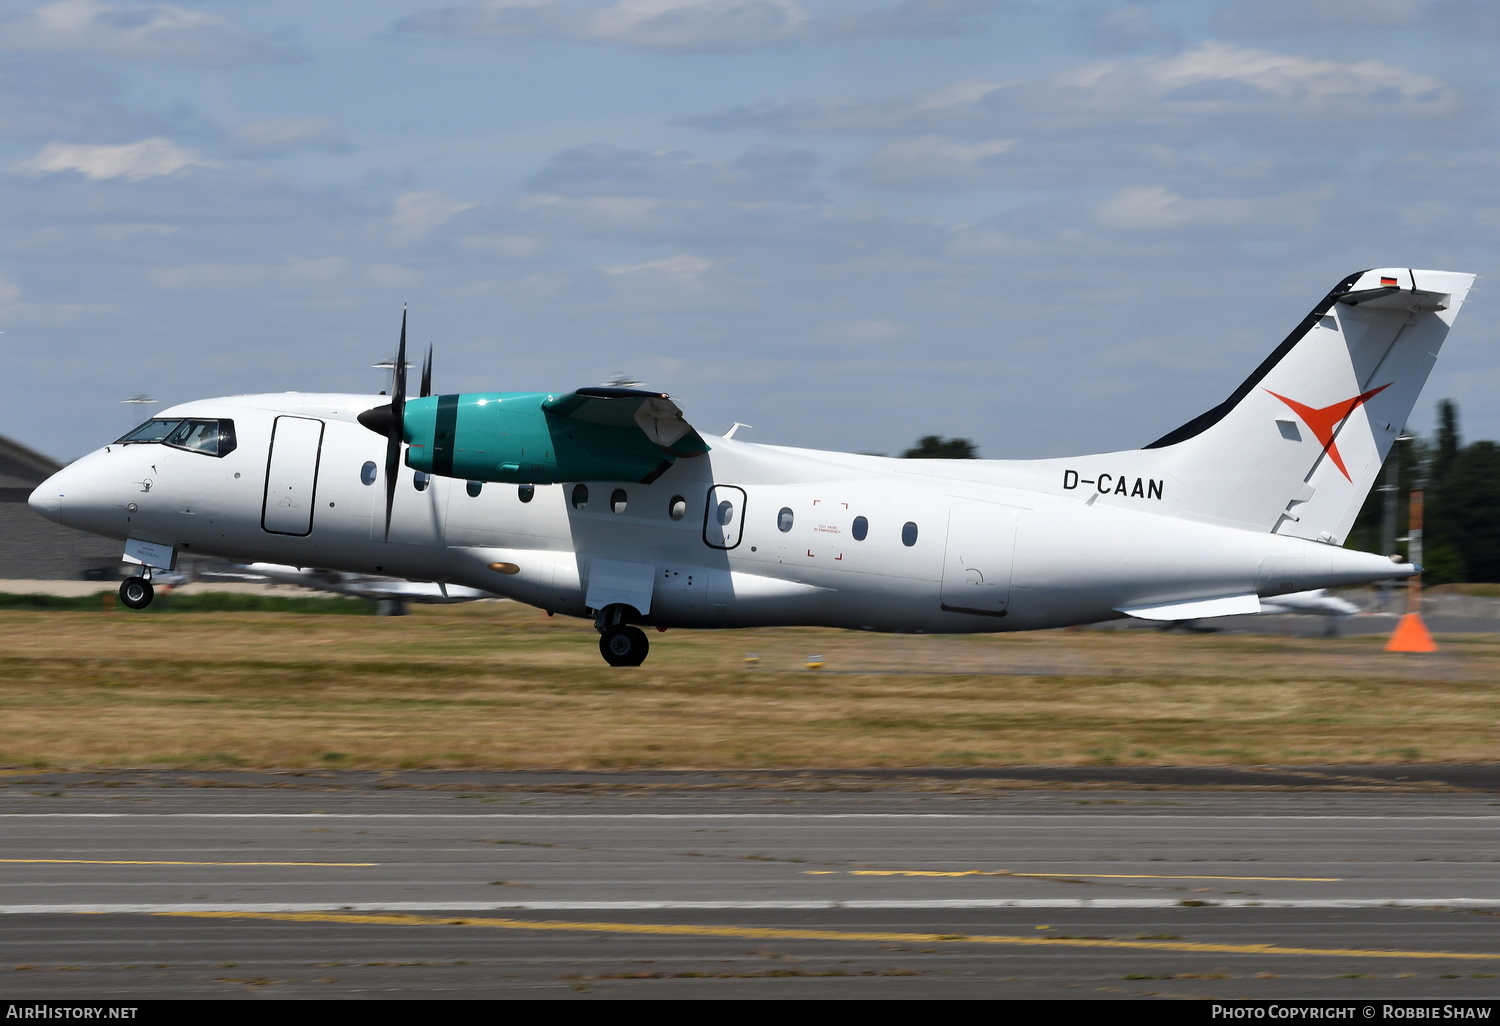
[611,489,628,514]
[668,496,686,521]
[466,480,483,498]
[852,516,868,541]
[777,507,794,532]
[902,521,918,547]
[414,471,431,492]
[716,500,735,527]
[518,484,534,503]
[361,461,377,486]
[571,484,589,510]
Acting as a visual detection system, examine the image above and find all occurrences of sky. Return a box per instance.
[1,0,1498,463]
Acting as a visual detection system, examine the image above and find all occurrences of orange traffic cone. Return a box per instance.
[1385,613,1437,653]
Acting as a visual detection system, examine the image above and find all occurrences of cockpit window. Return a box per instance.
[116,418,236,458]
[117,419,181,444]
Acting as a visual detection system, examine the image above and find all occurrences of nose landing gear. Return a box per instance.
[119,575,154,610]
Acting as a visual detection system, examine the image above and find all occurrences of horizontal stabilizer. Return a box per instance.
[1117,594,1261,620]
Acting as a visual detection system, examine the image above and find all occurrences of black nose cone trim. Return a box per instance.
[359,404,394,436]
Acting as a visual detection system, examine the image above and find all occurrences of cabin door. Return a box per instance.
[262,416,325,536]
[940,501,1017,617]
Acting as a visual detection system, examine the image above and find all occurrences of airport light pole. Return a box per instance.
[1376,433,1408,612]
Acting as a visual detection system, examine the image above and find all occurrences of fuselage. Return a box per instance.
[31,391,1408,634]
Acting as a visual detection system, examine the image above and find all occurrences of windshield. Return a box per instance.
[115,418,236,457]
[117,419,181,444]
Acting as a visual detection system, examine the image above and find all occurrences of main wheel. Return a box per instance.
[599,625,649,666]
[119,577,154,610]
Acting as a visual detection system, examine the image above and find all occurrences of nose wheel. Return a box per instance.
[119,576,154,610]
[599,625,649,667]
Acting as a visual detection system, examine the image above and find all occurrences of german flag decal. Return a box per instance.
[1381,276,1399,287]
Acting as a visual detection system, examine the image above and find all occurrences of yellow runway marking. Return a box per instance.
[155,910,1500,962]
[822,870,1341,882]
[1,859,377,867]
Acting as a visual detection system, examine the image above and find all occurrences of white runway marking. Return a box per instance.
[4,898,1500,913]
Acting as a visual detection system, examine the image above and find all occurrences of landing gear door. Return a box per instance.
[262,416,325,536]
[703,485,746,550]
[940,502,1017,617]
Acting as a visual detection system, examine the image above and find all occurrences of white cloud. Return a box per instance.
[1093,183,1328,232]
[697,42,1461,141]
[605,253,713,278]
[390,191,478,243]
[0,0,293,65]
[227,118,348,157]
[396,0,999,52]
[1095,185,1253,231]
[17,137,218,180]
[852,135,1014,187]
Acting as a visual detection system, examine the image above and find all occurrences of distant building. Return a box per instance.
[0,435,121,580]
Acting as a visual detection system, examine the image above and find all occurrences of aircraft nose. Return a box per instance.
[28,477,64,525]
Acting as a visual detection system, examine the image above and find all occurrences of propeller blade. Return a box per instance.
[383,308,408,540]
[419,345,432,399]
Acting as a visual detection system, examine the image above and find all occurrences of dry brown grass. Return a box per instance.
[1,602,1498,770]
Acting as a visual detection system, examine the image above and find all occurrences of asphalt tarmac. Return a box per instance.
[3,771,1500,999]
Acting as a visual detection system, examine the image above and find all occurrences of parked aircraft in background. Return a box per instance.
[238,562,493,614]
[1258,588,1362,619]
[1160,587,1362,634]
[30,268,1473,664]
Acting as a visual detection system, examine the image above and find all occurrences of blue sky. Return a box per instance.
[2,0,1498,462]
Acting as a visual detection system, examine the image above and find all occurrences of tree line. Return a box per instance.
[1345,400,1500,584]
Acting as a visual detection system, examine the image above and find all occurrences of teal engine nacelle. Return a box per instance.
[394,387,710,485]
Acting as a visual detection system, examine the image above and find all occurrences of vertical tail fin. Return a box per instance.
[1142,268,1475,542]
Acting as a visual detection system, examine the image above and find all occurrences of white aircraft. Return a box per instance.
[30,267,1473,665]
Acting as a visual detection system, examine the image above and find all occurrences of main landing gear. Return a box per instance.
[600,625,649,666]
[595,604,649,666]
[119,575,154,610]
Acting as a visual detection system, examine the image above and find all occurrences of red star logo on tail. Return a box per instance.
[1266,383,1391,482]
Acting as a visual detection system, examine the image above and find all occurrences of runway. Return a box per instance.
[3,772,1500,998]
